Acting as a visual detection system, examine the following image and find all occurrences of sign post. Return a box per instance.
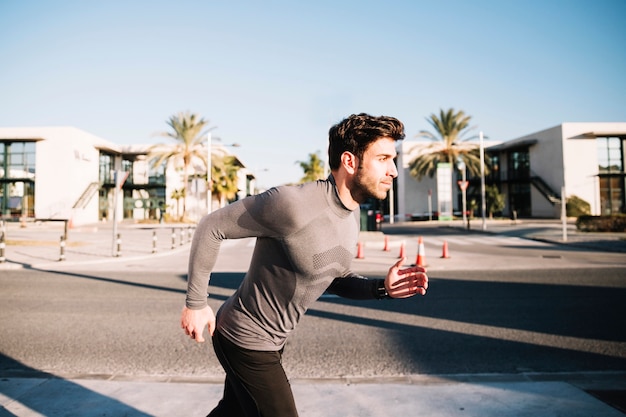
[112,170,129,257]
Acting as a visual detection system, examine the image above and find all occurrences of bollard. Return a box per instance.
[0,230,6,263]
[398,241,405,259]
[356,242,364,259]
[59,235,66,261]
[187,227,192,244]
[152,230,158,254]
[383,235,390,252]
[180,228,184,246]
[171,228,176,249]
[440,240,450,259]
[115,233,122,257]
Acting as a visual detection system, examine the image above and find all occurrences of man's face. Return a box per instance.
[352,137,398,203]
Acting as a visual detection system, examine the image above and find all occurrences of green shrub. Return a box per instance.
[566,195,591,217]
[576,214,626,232]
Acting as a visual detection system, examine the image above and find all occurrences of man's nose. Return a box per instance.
[388,160,398,178]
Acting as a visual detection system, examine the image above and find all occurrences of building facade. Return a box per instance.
[2,122,625,226]
[395,122,626,220]
[0,127,254,226]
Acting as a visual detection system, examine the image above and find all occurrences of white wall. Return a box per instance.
[397,141,439,219]
[0,127,119,226]
[561,123,626,216]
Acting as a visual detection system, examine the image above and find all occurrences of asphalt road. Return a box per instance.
[1,246,624,380]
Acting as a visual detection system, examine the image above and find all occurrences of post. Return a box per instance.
[207,132,212,214]
[561,186,568,242]
[171,228,176,249]
[59,235,66,261]
[457,160,468,230]
[115,233,122,257]
[180,228,184,246]
[428,189,432,221]
[112,171,121,257]
[389,181,395,224]
[479,131,487,231]
[0,227,6,263]
[152,230,158,254]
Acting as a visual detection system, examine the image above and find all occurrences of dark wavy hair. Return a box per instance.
[328,113,405,170]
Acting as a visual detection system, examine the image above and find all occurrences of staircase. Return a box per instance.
[73,182,100,209]
[530,174,560,205]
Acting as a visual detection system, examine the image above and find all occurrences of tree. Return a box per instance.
[211,154,242,208]
[148,112,213,220]
[566,195,591,217]
[485,184,505,218]
[170,188,186,220]
[297,151,326,183]
[408,108,486,180]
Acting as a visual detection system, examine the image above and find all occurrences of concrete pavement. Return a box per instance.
[1,218,625,416]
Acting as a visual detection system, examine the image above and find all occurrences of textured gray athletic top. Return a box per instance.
[186,175,382,351]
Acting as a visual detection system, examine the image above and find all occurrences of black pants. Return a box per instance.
[208,330,299,417]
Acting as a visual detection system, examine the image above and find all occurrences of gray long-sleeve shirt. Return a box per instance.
[186,176,382,351]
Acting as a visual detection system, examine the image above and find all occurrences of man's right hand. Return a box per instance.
[180,305,216,343]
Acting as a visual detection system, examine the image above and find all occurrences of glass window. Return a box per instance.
[122,159,133,184]
[508,150,530,180]
[509,182,531,217]
[5,142,36,178]
[99,153,114,184]
[598,137,623,173]
[487,154,500,181]
[597,136,625,214]
[148,161,166,184]
[0,143,4,176]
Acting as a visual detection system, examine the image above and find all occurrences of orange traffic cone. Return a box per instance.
[415,236,426,267]
[383,236,390,252]
[356,242,364,259]
[398,241,405,259]
[441,240,450,259]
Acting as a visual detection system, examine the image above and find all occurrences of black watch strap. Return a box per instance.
[376,280,391,299]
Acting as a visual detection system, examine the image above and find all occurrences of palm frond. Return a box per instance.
[409,108,487,181]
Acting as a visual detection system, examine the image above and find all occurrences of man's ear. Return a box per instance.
[341,151,358,174]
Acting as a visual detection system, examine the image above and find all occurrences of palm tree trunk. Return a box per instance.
[182,167,188,220]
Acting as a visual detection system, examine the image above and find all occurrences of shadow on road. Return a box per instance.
[0,355,152,416]
[202,268,626,375]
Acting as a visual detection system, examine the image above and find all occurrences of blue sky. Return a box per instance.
[1,0,624,188]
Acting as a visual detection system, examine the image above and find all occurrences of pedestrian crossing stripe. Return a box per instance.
[424,236,550,248]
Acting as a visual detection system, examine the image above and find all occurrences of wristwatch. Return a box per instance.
[376,280,391,299]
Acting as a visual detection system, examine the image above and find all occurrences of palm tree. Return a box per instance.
[148,112,213,220]
[211,154,242,208]
[408,108,486,180]
[297,151,326,183]
[170,188,186,220]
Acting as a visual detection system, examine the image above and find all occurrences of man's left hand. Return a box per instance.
[385,257,428,298]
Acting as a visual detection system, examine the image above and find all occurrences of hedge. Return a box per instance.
[576,214,626,232]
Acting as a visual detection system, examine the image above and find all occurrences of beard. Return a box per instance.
[351,168,389,203]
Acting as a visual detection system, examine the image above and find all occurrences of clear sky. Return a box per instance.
[1,0,624,188]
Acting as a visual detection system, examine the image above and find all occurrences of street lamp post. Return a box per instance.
[457,160,468,229]
[479,131,487,231]
[207,132,212,214]
[206,133,241,214]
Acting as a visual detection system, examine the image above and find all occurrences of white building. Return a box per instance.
[2,122,624,226]
[0,127,255,226]
[394,122,626,220]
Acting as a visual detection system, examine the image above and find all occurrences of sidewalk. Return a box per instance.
[0,220,195,270]
[2,372,625,416]
[1,219,625,416]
